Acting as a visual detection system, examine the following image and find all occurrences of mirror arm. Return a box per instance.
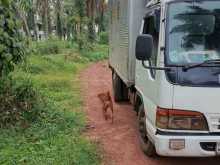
[142,61,171,71]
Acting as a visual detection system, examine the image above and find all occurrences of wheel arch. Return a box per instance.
[134,90,144,113]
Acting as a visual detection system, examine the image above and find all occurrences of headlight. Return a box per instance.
[156,107,208,131]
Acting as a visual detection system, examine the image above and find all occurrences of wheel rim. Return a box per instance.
[138,109,148,143]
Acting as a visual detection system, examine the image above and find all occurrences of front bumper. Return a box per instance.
[155,134,220,157]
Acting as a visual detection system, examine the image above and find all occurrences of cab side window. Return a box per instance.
[143,13,160,78]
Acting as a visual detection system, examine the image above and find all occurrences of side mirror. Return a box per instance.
[135,34,153,61]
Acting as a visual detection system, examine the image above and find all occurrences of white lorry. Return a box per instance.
[109,0,220,157]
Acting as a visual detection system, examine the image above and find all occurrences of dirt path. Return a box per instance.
[80,61,220,165]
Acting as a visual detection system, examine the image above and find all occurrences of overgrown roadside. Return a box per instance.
[80,62,220,165]
[0,40,108,164]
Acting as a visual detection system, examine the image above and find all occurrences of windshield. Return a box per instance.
[167,1,220,65]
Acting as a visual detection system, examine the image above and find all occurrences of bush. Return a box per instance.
[76,33,94,51]
[0,53,100,164]
[0,76,42,127]
[0,2,25,77]
[34,39,60,55]
[99,31,109,45]
[82,44,109,61]
[31,37,71,55]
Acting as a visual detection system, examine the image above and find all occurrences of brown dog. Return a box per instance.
[98,91,114,123]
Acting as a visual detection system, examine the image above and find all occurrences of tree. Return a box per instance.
[14,0,39,40]
[15,0,33,38]
[71,0,87,50]
[55,0,63,39]
[36,0,50,39]
[4,0,108,44]
[96,0,107,33]
[27,1,39,40]
[0,0,25,77]
[86,0,96,42]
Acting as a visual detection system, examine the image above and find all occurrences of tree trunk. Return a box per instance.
[86,0,96,42]
[33,13,38,41]
[43,0,49,39]
[99,11,105,32]
[22,14,31,38]
[15,6,31,37]
[98,0,106,33]
[55,0,63,39]
[48,6,52,36]
[27,9,39,40]
[66,22,71,41]
[56,13,63,39]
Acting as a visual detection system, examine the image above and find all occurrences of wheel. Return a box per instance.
[138,104,156,157]
[122,81,128,101]
[112,71,128,102]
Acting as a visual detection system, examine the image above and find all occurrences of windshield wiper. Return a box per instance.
[183,59,220,71]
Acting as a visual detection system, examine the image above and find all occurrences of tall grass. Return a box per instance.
[0,41,108,164]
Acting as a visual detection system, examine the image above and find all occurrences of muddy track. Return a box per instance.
[80,61,220,165]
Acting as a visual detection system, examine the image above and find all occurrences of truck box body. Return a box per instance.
[109,0,147,86]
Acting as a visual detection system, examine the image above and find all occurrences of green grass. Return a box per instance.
[0,42,108,165]
[81,44,109,62]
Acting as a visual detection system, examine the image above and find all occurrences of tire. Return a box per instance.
[112,71,128,102]
[138,104,156,157]
[122,81,128,101]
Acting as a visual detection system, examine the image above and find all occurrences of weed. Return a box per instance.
[99,32,109,45]
[82,44,108,61]
[0,41,108,164]
[0,76,42,128]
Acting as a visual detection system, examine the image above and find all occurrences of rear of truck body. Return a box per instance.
[109,0,146,86]
[109,0,220,157]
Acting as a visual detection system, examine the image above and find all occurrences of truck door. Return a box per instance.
[135,9,160,126]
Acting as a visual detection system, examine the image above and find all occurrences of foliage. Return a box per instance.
[82,44,108,61]
[68,0,88,50]
[0,76,42,128]
[63,0,108,50]
[0,109,100,165]
[7,0,109,52]
[0,50,101,164]
[99,31,109,45]
[31,37,68,55]
[16,0,33,11]
[0,0,9,7]
[0,1,25,77]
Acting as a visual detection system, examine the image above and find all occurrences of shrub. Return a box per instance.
[34,40,60,55]
[0,2,25,77]
[82,44,109,61]
[77,33,93,51]
[31,36,72,55]
[0,76,42,127]
[99,31,109,45]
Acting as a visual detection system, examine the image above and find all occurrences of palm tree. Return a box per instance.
[15,0,32,37]
[36,0,50,39]
[96,0,107,32]
[86,0,96,42]
[54,0,63,39]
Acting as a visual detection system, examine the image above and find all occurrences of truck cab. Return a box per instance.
[109,0,220,157]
